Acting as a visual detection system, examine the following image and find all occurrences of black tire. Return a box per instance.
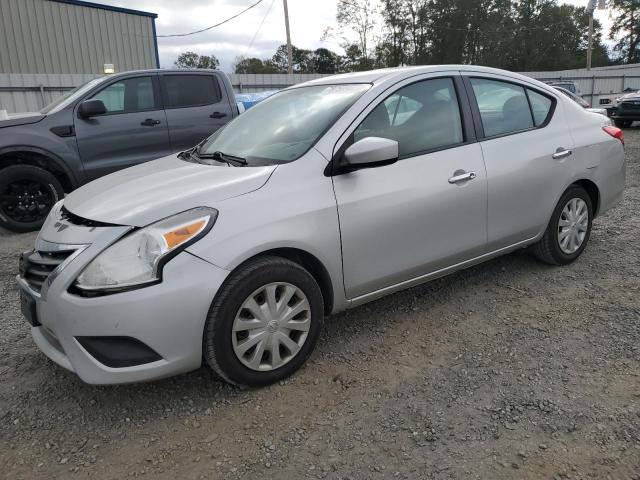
[203,255,324,387]
[0,165,64,233]
[614,119,633,129]
[531,186,593,266]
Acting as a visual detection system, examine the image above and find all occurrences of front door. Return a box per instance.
[74,74,171,181]
[332,76,488,299]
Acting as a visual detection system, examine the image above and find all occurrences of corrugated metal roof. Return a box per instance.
[46,0,157,18]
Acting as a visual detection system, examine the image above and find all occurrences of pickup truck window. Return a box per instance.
[91,76,157,114]
[199,83,370,165]
[163,75,221,109]
[40,77,105,114]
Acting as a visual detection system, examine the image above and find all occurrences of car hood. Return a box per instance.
[619,92,640,101]
[0,111,45,128]
[64,155,276,226]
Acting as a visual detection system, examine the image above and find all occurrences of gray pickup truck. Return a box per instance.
[0,69,239,232]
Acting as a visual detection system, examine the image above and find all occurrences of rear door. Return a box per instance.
[160,73,233,151]
[74,74,171,181]
[332,75,488,299]
[463,74,575,250]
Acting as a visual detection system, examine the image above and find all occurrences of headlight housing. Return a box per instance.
[75,207,217,293]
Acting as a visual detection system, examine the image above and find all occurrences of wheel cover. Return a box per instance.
[232,282,311,372]
[0,179,55,223]
[558,198,589,254]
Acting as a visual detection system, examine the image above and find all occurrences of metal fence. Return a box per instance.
[523,67,640,103]
[2,68,640,114]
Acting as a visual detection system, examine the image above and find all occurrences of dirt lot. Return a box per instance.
[1,129,639,480]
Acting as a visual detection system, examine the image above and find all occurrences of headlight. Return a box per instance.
[75,207,217,292]
[613,97,622,107]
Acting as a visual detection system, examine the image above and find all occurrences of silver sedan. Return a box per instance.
[17,65,625,386]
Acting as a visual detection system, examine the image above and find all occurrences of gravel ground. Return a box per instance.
[1,129,639,480]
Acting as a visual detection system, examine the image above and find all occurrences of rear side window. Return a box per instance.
[354,77,464,158]
[163,75,221,109]
[470,78,533,137]
[527,89,553,126]
[91,76,156,114]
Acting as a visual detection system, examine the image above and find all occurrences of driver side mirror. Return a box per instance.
[78,99,107,118]
[338,137,399,174]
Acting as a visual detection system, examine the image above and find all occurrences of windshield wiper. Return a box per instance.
[197,150,248,167]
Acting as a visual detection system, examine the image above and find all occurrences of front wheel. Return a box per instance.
[0,165,64,233]
[531,186,593,265]
[203,256,324,387]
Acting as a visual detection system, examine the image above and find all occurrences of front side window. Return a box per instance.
[471,78,534,137]
[199,83,370,165]
[91,76,156,114]
[354,78,464,157]
[163,75,221,108]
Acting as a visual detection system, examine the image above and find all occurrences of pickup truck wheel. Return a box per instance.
[614,119,633,128]
[203,256,324,387]
[531,186,593,266]
[0,165,63,233]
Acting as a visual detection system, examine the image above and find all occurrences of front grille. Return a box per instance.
[19,249,75,293]
[60,206,117,228]
[620,101,640,111]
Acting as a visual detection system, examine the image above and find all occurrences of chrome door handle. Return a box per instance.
[448,171,477,184]
[552,149,573,160]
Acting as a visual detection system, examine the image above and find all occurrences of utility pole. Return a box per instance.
[283,0,293,74]
[587,11,594,70]
[586,0,596,70]
[586,0,607,70]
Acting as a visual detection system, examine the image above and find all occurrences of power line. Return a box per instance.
[157,0,265,38]
[246,0,277,53]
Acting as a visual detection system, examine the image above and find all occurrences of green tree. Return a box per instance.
[271,44,315,73]
[311,48,341,74]
[234,57,280,74]
[336,0,377,69]
[174,51,220,69]
[609,0,640,64]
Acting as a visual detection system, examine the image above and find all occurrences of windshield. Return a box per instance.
[198,84,370,165]
[40,77,106,114]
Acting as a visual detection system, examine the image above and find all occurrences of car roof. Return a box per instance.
[108,68,221,77]
[295,65,552,90]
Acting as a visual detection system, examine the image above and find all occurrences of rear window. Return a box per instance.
[163,75,221,109]
[527,89,553,126]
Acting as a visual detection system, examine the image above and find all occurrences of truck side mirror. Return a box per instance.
[78,99,107,118]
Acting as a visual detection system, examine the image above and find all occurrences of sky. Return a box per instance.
[92,0,617,72]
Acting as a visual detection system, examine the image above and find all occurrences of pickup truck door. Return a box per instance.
[160,73,234,152]
[74,74,171,181]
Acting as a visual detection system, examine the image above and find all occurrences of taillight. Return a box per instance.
[603,126,624,145]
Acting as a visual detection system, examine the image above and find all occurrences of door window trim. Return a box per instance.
[462,76,557,141]
[327,74,477,176]
[159,73,223,110]
[77,74,162,118]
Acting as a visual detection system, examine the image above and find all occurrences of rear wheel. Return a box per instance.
[531,186,593,265]
[203,256,324,387]
[614,119,633,128]
[0,165,63,232]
